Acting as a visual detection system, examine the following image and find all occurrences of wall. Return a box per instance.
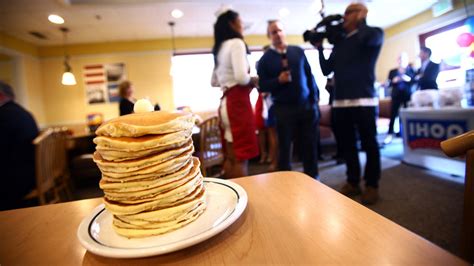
[0,34,46,125]
[41,50,174,125]
[0,59,13,85]
[377,1,472,83]
[22,55,46,125]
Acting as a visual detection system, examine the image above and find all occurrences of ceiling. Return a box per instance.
[0,0,437,46]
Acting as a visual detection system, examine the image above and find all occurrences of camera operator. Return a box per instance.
[312,3,384,204]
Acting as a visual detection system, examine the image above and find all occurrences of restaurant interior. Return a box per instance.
[1,0,473,264]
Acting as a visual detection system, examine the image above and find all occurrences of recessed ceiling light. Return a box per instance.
[48,14,64,24]
[171,9,184,19]
[279,8,290,18]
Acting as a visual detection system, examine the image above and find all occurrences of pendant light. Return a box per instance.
[168,21,177,77]
[168,21,176,56]
[60,27,76,86]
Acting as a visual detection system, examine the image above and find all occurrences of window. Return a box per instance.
[304,49,331,104]
[171,52,260,113]
[171,53,221,113]
[171,49,331,113]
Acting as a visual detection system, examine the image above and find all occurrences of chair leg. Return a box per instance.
[62,174,74,201]
[39,193,47,205]
[462,150,474,263]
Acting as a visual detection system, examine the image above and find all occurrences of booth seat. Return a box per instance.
[318,98,392,144]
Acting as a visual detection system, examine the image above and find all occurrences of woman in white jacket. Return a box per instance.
[212,10,259,178]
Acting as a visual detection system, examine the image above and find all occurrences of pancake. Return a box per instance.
[102,159,201,201]
[95,111,195,137]
[99,153,190,178]
[95,136,192,162]
[112,195,206,238]
[93,140,194,173]
[105,171,201,204]
[104,180,204,215]
[114,202,205,228]
[99,157,197,192]
[94,129,192,151]
[99,156,189,181]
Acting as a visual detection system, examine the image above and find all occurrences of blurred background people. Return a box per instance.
[325,77,344,164]
[118,80,136,115]
[255,45,278,171]
[415,46,440,90]
[212,9,259,178]
[384,52,415,144]
[154,102,161,111]
[255,92,278,171]
[315,3,383,204]
[258,20,320,180]
[0,81,39,210]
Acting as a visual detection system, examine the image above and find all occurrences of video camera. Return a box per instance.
[303,14,345,45]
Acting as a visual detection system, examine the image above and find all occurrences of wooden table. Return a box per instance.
[0,172,467,265]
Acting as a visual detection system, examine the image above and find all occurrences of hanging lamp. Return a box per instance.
[168,21,177,76]
[60,27,76,85]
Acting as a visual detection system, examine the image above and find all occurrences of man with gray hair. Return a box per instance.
[257,20,320,180]
[0,81,39,210]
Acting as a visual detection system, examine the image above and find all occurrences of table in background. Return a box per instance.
[0,172,467,265]
[61,124,98,188]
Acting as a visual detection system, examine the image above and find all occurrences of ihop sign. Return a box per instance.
[406,119,467,150]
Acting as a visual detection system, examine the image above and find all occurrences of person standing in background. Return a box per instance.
[384,52,415,144]
[118,80,136,116]
[415,46,439,90]
[0,81,39,210]
[212,9,259,178]
[255,45,278,171]
[314,3,383,204]
[258,20,320,180]
[325,77,344,164]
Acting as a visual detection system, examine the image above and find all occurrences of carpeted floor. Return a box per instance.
[75,138,465,258]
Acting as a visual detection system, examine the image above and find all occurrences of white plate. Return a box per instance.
[77,178,247,258]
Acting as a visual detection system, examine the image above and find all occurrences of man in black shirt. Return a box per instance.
[0,81,39,210]
[415,46,439,90]
[313,3,383,204]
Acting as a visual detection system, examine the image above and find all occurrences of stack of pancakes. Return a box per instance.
[92,111,206,238]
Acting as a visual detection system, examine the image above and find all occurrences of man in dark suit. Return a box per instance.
[0,81,39,210]
[384,53,415,144]
[415,46,440,90]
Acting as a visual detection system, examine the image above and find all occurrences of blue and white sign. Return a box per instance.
[406,119,467,150]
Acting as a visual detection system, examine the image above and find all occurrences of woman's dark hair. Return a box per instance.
[212,10,249,66]
[118,80,131,98]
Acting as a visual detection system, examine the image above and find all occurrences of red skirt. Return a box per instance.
[220,85,259,161]
[254,93,265,130]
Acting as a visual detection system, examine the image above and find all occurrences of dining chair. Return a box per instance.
[441,130,474,263]
[25,128,73,205]
[52,127,73,201]
[197,116,224,177]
